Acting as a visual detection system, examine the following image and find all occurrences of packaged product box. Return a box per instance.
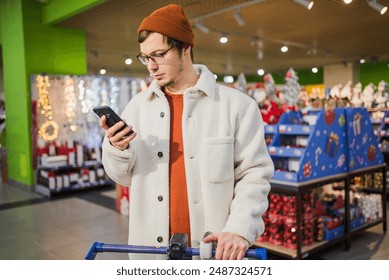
[116,183,129,216]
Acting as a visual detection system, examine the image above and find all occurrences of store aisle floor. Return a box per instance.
[0,181,129,260]
[0,181,388,260]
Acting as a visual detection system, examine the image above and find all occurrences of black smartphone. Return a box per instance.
[93,106,134,137]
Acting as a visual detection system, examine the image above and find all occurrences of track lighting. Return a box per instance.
[233,9,245,26]
[257,49,264,60]
[194,20,210,34]
[368,0,387,15]
[294,0,314,10]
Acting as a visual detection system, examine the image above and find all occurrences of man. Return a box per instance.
[101,4,273,260]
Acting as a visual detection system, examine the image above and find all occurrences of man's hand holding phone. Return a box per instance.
[99,115,136,150]
[93,106,136,151]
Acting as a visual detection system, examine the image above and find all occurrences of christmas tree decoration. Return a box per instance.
[282,68,301,109]
[373,80,389,108]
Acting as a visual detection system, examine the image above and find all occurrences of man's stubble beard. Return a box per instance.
[161,58,184,88]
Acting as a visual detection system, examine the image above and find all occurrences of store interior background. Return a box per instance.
[0,0,389,260]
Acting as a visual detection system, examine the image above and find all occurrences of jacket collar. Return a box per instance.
[145,64,216,100]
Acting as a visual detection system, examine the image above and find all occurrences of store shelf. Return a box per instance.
[35,159,114,198]
[258,160,386,259]
[35,179,114,198]
[254,240,330,259]
[269,109,348,183]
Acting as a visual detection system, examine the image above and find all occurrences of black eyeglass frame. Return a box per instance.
[136,46,174,65]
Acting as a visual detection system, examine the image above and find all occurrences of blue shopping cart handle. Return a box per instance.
[85,242,267,260]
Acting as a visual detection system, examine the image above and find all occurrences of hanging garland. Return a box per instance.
[36,75,59,141]
[64,76,77,131]
[38,120,59,141]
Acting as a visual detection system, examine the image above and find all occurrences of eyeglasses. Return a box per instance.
[136,46,174,65]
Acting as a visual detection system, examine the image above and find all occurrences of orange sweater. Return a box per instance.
[164,90,191,245]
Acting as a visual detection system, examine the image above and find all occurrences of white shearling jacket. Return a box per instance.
[102,64,274,259]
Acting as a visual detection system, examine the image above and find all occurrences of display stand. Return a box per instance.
[257,174,347,259]
[255,108,387,259]
[264,125,277,146]
[368,109,389,199]
[255,165,386,259]
[369,109,389,152]
[35,161,114,198]
[269,108,348,183]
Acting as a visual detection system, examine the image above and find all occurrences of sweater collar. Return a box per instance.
[145,64,216,100]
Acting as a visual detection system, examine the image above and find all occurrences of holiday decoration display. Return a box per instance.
[31,74,146,197]
[36,75,60,142]
[281,68,301,109]
[345,108,384,172]
[234,72,248,95]
[351,82,363,107]
[373,110,389,151]
[264,72,280,105]
[373,80,389,108]
[361,83,375,108]
[269,109,348,182]
[267,107,384,182]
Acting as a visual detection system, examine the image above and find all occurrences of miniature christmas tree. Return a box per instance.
[264,73,280,105]
[235,72,248,95]
[282,68,300,109]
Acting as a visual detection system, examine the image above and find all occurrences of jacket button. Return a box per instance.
[160,112,165,118]
[158,195,163,201]
[157,236,163,243]
[158,151,163,157]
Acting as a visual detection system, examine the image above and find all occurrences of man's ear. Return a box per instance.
[183,45,191,55]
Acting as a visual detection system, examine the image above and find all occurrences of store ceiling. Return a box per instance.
[58,0,389,78]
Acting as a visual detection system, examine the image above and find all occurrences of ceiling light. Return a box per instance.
[194,20,210,33]
[220,33,228,44]
[368,0,387,15]
[257,69,265,76]
[213,74,218,80]
[233,9,245,26]
[125,58,133,65]
[281,45,288,53]
[294,0,314,10]
[99,67,106,75]
[312,67,318,73]
[360,58,366,64]
[223,75,234,84]
[343,0,352,4]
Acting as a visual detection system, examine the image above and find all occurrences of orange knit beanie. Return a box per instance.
[138,4,195,47]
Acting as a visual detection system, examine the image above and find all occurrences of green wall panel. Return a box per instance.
[0,0,88,186]
[0,0,32,185]
[43,0,106,25]
[23,0,87,75]
[360,61,389,88]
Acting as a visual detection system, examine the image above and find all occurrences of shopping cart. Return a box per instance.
[85,233,267,260]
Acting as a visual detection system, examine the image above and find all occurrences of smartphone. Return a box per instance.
[93,106,134,137]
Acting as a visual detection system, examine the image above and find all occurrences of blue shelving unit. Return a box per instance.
[268,108,384,183]
[345,108,384,172]
[268,108,350,183]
